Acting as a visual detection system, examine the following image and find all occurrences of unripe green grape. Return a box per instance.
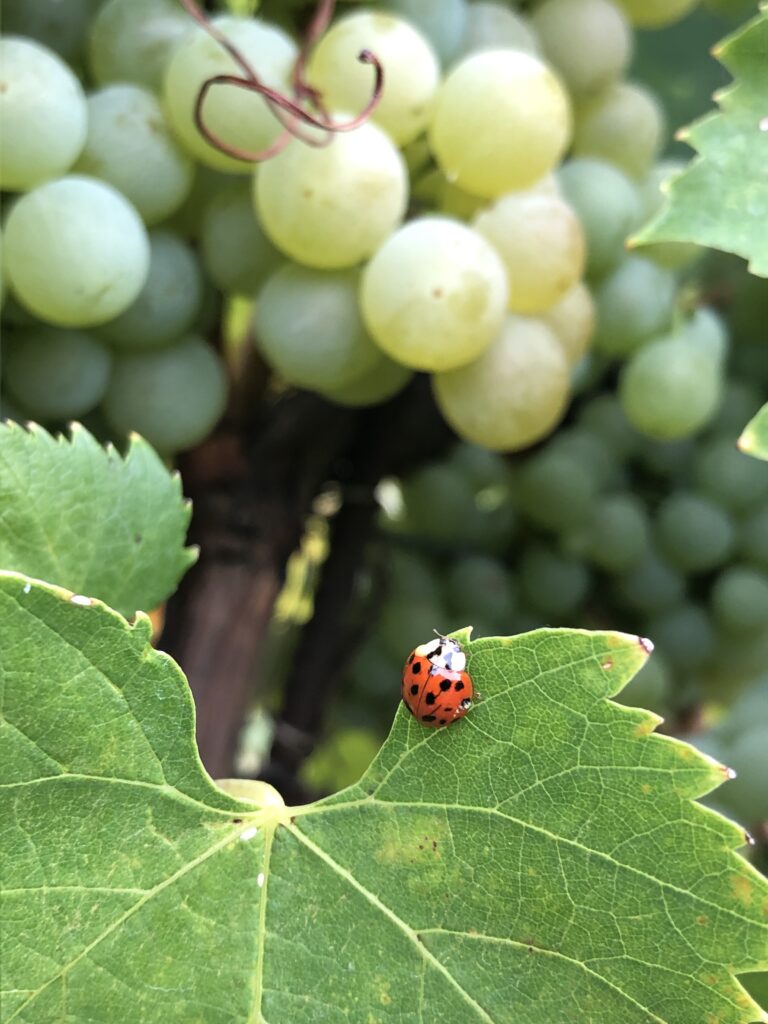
[88,0,192,92]
[439,178,488,221]
[517,450,597,532]
[615,0,699,28]
[532,0,632,97]
[76,85,193,226]
[566,494,650,572]
[549,427,622,489]
[578,394,638,458]
[428,49,571,198]
[711,566,768,635]
[397,461,478,543]
[166,165,234,241]
[637,160,701,268]
[447,555,517,630]
[256,122,407,270]
[679,307,729,366]
[710,380,763,439]
[620,335,722,441]
[308,12,440,147]
[3,327,112,420]
[636,437,695,478]
[520,544,591,617]
[387,548,443,604]
[448,443,514,493]
[433,315,570,452]
[616,549,685,614]
[378,0,467,65]
[360,217,507,371]
[102,336,228,453]
[720,727,768,822]
[558,159,641,278]
[694,438,768,512]
[594,256,676,357]
[739,507,768,570]
[4,176,150,328]
[377,596,449,664]
[320,355,412,408]
[573,82,665,180]
[0,38,87,192]
[656,492,735,573]
[458,3,540,58]
[646,603,716,670]
[474,192,585,314]
[97,231,204,351]
[614,651,671,717]
[715,678,768,745]
[163,16,296,173]
[201,183,282,296]
[2,0,92,64]
[540,282,595,365]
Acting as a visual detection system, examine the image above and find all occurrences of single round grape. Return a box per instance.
[201,183,282,295]
[573,82,665,180]
[474,192,585,314]
[4,176,150,328]
[398,461,479,543]
[517,450,597,532]
[256,121,407,269]
[428,49,571,198]
[76,84,193,226]
[615,0,699,28]
[711,566,768,635]
[0,37,87,191]
[739,506,768,570]
[656,492,735,573]
[578,394,638,458]
[520,544,591,617]
[679,307,729,366]
[646,603,716,670]
[163,16,296,173]
[386,547,443,603]
[458,3,540,58]
[532,0,632,97]
[3,326,112,420]
[378,0,467,65]
[566,493,650,573]
[710,380,763,439]
[620,336,722,441]
[319,353,412,408]
[694,438,768,513]
[97,230,203,351]
[102,335,228,453]
[616,549,685,614]
[89,0,192,92]
[540,281,595,365]
[558,158,641,278]
[593,256,676,357]
[636,437,696,478]
[165,165,234,241]
[360,217,507,371]
[549,427,623,489]
[637,160,701,268]
[448,442,514,492]
[2,0,92,64]
[308,12,440,146]
[255,264,383,391]
[447,554,517,630]
[614,652,671,716]
[432,315,570,451]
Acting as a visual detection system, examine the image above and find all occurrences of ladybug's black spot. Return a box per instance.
[439,679,452,692]
[410,684,419,696]
[412,662,422,675]
[440,718,447,725]
[454,681,465,692]
[421,714,437,722]
[425,692,437,706]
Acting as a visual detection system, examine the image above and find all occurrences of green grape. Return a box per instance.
[517,450,597,532]
[320,354,412,407]
[565,494,650,572]
[428,49,571,198]
[398,461,478,543]
[715,677,768,745]
[446,555,517,631]
[378,0,467,65]
[76,84,194,226]
[711,566,768,635]
[3,327,112,420]
[619,335,722,441]
[97,231,204,351]
[0,37,87,191]
[301,728,381,792]
[4,176,150,328]
[540,281,595,365]
[386,547,443,604]
[401,136,433,177]
[614,651,671,717]
[432,315,570,452]
[593,256,676,357]
[163,15,296,173]
[532,0,632,97]
[636,437,695,477]
[719,726,768,821]
[448,443,514,493]
[102,335,228,453]
[616,549,685,614]
[679,307,729,366]
[739,506,768,570]
[201,183,282,295]
[558,158,641,278]
[308,12,440,147]
[578,394,639,458]
[646,603,715,670]
[377,596,449,664]
[615,0,699,28]
[438,178,488,221]
[458,3,540,58]
[710,379,763,438]
[2,0,92,64]
[256,122,407,269]
[656,492,735,573]
[474,192,585,314]
[360,217,507,371]
[573,82,666,180]
[637,160,701,268]
[88,0,192,92]
[549,427,623,488]
[519,544,591,617]
[694,437,768,513]
[166,165,234,241]
[254,264,382,391]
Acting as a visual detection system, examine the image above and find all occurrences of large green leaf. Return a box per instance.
[739,403,768,460]
[0,422,196,617]
[634,7,768,276]
[2,573,766,1024]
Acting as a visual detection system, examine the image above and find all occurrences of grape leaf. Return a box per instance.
[0,421,196,618]
[633,7,768,276]
[3,574,766,1023]
[739,402,768,460]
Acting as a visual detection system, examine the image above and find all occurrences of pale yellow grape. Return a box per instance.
[615,0,698,27]
[433,315,570,451]
[308,12,440,146]
[574,82,665,180]
[541,282,596,366]
[320,354,413,407]
[428,50,571,198]
[474,192,585,313]
[163,16,296,173]
[458,3,540,58]
[360,217,508,372]
[255,121,407,269]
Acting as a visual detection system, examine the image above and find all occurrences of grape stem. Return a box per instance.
[177,0,384,162]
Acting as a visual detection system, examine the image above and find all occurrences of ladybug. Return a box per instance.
[401,634,474,728]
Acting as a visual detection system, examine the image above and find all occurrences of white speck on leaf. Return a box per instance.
[22,583,31,594]
[70,595,93,607]
[257,872,265,887]
[240,827,258,841]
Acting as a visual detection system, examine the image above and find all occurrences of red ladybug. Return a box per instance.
[401,634,473,728]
